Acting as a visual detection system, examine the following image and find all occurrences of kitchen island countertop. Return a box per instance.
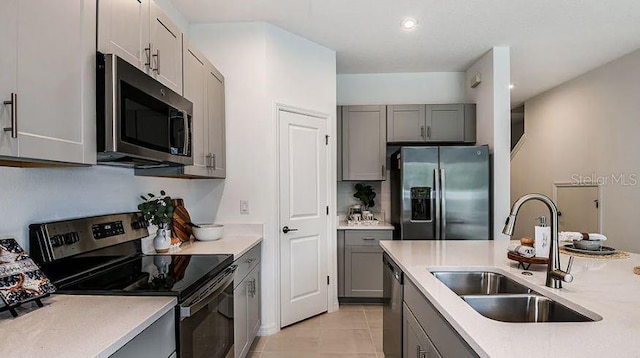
[0,295,176,358]
[380,240,640,358]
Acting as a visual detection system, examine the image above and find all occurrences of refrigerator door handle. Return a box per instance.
[440,168,447,240]
[434,168,441,240]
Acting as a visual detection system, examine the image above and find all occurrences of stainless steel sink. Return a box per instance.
[461,294,597,323]
[432,271,533,295]
[430,270,601,323]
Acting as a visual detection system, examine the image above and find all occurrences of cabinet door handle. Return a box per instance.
[212,153,216,169]
[417,345,427,358]
[362,237,376,241]
[252,279,257,297]
[144,43,152,69]
[153,49,160,74]
[381,164,385,179]
[426,125,431,139]
[3,93,17,138]
[247,279,256,297]
[420,125,425,139]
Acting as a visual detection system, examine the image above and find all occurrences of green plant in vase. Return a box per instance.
[353,183,376,210]
[138,190,174,253]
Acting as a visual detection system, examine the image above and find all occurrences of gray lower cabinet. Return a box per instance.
[387,104,476,144]
[234,244,262,358]
[404,279,478,358]
[111,309,176,358]
[339,230,392,299]
[341,105,387,181]
[404,303,441,358]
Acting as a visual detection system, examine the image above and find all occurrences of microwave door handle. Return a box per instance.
[183,113,190,155]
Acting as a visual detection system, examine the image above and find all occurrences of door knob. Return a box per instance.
[282,226,298,234]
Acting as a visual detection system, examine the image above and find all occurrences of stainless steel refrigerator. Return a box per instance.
[390,146,491,240]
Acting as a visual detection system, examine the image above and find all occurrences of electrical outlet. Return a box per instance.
[240,200,250,214]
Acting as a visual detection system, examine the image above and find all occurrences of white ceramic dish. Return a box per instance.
[192,224,224,241]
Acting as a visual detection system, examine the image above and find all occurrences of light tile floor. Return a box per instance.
[248,304,384,358]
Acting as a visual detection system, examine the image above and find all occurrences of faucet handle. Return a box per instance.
[566,256,574,274]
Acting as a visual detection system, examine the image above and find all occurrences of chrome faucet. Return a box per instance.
[503,193,574,288]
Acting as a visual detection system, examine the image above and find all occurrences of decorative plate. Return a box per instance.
[563,244,618,256]
[0,239,56,306]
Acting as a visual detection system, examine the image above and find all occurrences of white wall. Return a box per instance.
[190,22,337,334]
[511,48,640,253]
[337,72,466,105]
[465,47,511,240]
[0,166,219,249]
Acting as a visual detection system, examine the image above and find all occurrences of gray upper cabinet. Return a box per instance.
[206,62,226,178]
[427,104,465,142]
[0,0,96,166]
[97,0,150,71]
[386,103,476,144]
[387,105,427,142]
[341,105,387,181]
[166,37,225,179]
[98,0,183,94]
[337,106,343,181]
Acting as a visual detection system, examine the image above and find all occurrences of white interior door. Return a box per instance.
[556,185,600,233]
[279,109,328,328]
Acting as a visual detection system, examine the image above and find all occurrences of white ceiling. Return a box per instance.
[171,0,640,105]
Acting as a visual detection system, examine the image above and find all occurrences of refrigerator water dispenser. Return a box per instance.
[410,187,431,221]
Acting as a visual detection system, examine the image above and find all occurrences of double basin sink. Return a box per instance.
[431,271,600,323]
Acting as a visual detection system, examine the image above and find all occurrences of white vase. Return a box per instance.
[153,225,171,253]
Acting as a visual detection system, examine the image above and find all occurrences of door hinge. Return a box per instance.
[327,276,330,285]
[325,135,329,145]
[326,206,329,215]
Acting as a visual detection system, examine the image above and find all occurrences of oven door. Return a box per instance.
[179,266,235,358]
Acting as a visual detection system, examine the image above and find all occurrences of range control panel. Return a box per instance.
[29,212,149,263]
[92,221,125,240]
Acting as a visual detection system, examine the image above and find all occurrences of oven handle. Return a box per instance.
[180,265,236,319]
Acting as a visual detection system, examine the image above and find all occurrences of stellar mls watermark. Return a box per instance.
[571,173,638,186]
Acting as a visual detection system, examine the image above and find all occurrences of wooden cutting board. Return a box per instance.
[172,198,193,243]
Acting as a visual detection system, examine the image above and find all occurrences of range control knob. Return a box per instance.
[50,235,64,247]
[132,219,148,230]
[63,233,75,245]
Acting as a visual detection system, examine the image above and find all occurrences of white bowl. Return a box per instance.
[192,224,224,241]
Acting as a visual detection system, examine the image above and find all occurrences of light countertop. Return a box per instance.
[144,223,263,259]
[380,240,640,358]
[173,235,262,259]
[338,221,394,230]
[0,295,176,358]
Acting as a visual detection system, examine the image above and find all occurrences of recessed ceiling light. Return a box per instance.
[509,84,515,90]
[401,18,417,31]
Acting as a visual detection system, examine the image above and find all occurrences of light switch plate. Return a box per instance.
[240,200,250,214]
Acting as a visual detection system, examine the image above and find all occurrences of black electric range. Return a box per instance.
[29,212,236,358]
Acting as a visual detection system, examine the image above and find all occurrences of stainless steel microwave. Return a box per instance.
[96,52,193,168]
